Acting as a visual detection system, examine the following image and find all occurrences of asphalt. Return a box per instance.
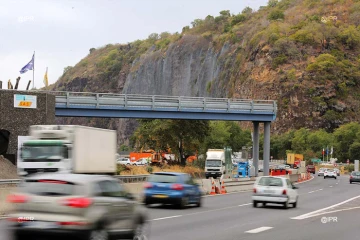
[1,174,359,240]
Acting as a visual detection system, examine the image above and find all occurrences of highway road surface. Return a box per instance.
[1,175,359,240]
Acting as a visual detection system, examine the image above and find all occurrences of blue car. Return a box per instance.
[143,172,202,208]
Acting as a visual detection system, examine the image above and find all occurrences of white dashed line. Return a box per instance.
[245,226,273,233]
[152,215,182,221]
[308,189,323,194]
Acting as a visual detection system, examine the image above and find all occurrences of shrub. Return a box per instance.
[306,54,337,73]
[338,25,360,50]
[272,54,288,68]
[268,10,285,20]
[231,14,246,26]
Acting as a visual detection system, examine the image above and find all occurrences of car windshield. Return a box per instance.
[20,180,82,196]
[206,160,222,167]
[148,174,179,183]
[352,172,360,176]
[327,169,334,172]
[258,177,283,187]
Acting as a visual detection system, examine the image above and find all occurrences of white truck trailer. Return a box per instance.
[18,125,117,176]
[205,149,227,179]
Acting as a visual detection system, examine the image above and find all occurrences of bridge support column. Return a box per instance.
[252,122,260,177]
[263,122,271,176]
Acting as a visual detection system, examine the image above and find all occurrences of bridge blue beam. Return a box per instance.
[55,105,276,121]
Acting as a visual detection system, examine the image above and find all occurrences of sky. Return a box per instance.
[0,0,268,90]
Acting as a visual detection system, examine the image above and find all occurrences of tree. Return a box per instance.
[203,121,231,150]
[133,119,210,165]
[291,128,310,153]
[333,122,360,161]
[307,129,334,156]
[338,25,360,50]
[242,6,253,14]
[349,142,360,160]
[268,0,278,7]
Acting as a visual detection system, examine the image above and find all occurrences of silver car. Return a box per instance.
[318,168,326,176]
[7,173,149,240]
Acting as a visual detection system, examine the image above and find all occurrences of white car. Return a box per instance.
[318,168,326,176]
[334,168,340,176]
[132,158,148,166]
[252,176,299,209]
[117,157,131,165]
[324,169,337,179]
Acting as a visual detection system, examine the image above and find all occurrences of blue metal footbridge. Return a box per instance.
[53,92,277,122]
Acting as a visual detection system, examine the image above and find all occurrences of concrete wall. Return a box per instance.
[0,90,55,162]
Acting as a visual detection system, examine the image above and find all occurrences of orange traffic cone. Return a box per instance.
[210,180,216,195]
[220,180,227,194]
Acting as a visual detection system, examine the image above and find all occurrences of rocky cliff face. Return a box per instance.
[51,0,360,146]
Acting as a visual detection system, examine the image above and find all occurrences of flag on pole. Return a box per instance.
[330,146,333,155]
[20,53,35,74]
[43,67,48,87]
[326,146,329,155]
[322,148,325,155]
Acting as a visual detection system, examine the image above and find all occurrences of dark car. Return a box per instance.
[306,165,315,174]
[143,172,202,209]
[350,171,360,184]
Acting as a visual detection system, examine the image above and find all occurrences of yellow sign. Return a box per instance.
[14,94,37,109]
[19,101,32,107]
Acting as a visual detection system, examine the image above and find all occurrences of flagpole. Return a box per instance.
[32,51,35,89]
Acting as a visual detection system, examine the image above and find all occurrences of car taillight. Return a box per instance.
[171,184,184,190]
[144,182,153,188]
[58,221,88,226]
[350,175,353,179]
[62,197,92,208]
[7,194,28,203]
[253,188,257,193]
[282,189,287,195]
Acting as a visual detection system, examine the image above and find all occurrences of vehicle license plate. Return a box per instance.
[263,190,274,194]
[153,195,168,198]
[23,221,57,229]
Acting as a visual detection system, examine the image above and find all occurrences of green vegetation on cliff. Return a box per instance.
[52,0,360,144]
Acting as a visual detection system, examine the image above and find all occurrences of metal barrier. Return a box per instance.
[23,90,277,113]
[0,179,21,184]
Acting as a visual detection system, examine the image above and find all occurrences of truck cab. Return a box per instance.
[205,149,226,179]
[18,140,71,176]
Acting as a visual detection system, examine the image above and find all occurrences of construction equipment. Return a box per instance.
[287,153,304,168]
[129,149,175,165]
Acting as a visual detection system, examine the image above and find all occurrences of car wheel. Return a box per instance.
[324,176,326,179]
[89,227,108,240]
[283,201,289,209]
[350,181,352,184]
[253,201,258,208]
[292,197,298,208]
[195,196,202,207]
[133,220,151,240]
[178,196,188,209]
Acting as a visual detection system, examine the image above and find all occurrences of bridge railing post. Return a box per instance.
[152,96,155,110]
[125,95,127,109]
[203,98,206,111]
[66,92,70,107]
[227,99,230,112]
[250,101,254,113]
[96,93,99,108]
[178,96,181,111]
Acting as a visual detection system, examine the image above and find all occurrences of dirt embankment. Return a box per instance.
[0,156,18,179]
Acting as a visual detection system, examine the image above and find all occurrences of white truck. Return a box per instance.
[18,125,117,176]
[205,149,227,179]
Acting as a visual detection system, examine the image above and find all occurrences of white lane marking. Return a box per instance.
[152,215,182,221]
[291,194,360,220]
[239,203,252,207]
[336,183,338,184]
[301,206,360,218]
[245,226,273,233]
[308,189,323,194]
[151,202,251,221]
[329,186,333,188]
